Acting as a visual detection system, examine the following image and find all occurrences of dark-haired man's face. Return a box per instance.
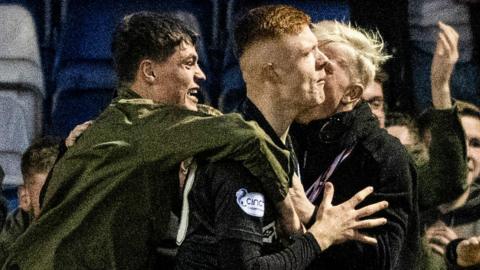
[150,41,206,111]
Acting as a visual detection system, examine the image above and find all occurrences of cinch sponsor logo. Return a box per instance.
[236,188,265,217]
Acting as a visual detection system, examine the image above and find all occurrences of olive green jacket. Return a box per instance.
[2,88,291,269]
[415,106,468,212]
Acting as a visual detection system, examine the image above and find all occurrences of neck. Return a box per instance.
[247,91,297,143]
[130,80,152,100]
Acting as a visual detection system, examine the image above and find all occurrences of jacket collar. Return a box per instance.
[238,98,288,150]
[306,102,379,152]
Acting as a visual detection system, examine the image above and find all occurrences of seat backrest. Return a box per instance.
[0,96,30,187]
[0,0,50,49]
[55,0,215,72]
[0,4,45,96]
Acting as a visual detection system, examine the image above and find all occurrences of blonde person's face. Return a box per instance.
[274,26,327,109]
[461,116,480,184]
[314,42,354,119]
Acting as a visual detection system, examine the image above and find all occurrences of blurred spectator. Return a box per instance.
[385,22,469,212]
[421,101,480,270]
[409,0,480,111]
[362,70,389,128]
[0,137,60,259]
[20,137,60,219]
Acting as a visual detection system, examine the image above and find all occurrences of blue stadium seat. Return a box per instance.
[0,0,51,49]
[219,0,350,112]
[0,5,45,187]
[50,0,217,137]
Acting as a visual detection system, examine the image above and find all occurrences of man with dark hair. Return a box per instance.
[20,136,60,219]
[176,5,388,270]
[2,12,297,269]
[0,137,60,258]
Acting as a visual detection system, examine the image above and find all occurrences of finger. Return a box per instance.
[356,201,388,218]
[346,186,374,207]
[469,237,480,246]
[320,182,334,208]
[353,218,387,229]
[430,228,457,240]
[350,231,378,245]
[430,235,451,246]
[429,243,446,255]
[438,24,458,54]
[438,21,459,44]
[437,32,451,54]
[434,33,448,56]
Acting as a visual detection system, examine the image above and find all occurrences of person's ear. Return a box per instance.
[261,62,280,83]
[139,59,156,83]
[341,83,364,104]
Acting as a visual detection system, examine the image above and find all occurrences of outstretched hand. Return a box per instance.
[431,21,459,109]
[457,236,480,267]
[307,182,388,251]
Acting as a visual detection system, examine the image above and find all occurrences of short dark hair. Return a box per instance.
[112,11,198,83]
[21,137,61,180]
[234,5,311,57]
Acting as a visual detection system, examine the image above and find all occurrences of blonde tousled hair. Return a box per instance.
[312,21,390,87]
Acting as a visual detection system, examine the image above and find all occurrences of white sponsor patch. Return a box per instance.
[236,188,265,217]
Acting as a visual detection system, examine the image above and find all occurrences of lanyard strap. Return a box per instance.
[176,161,197,246]
[305,145,355,202]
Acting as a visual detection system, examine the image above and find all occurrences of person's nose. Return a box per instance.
[315,48,329,70]
[195,64,206,82]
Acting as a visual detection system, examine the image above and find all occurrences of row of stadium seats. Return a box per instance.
[0,0,349,187]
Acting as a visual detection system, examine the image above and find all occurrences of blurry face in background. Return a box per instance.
[386,125,415,146]
[461,115,480,184]
[17,185,30,212]
[363,81,385,128]
[24,171,48,218]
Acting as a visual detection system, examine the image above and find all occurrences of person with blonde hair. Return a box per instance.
[290,21,419,269]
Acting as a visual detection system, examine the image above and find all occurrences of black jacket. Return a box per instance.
[292,102,420,270]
